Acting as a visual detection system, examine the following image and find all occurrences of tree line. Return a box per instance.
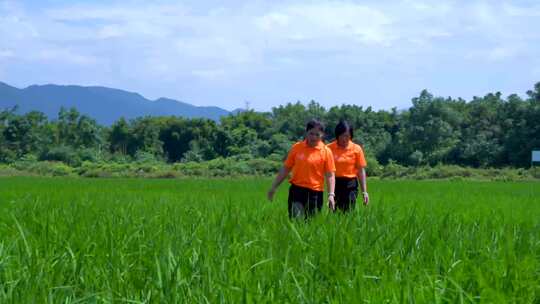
[1,82,539,168]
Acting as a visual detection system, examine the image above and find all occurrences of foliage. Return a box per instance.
[1,82,540,168]
[2,158,540,181]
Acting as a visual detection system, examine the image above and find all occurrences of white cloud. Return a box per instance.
[97,25,124,39]
[0,12,38,40]
[502,3,540,17]
[0,49,13,58]
[255,3,393,46]
[532,66,540,78]
[37,48,99,65]
[0,0,538,109]
[192,68,226,80]
[487,46,519,61]
[8,0,533,70]
[175,37,257,64]
[255,13,289,31]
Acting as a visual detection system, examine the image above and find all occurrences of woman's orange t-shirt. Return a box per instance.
[327,140,367,178]
[284,140,336,191]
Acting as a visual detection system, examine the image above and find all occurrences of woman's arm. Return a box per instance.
[267,166,291,201]
[357,167,369,205]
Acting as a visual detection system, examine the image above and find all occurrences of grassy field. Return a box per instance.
[0,177,539,303]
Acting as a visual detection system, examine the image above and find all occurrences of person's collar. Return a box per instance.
[303,139,324,149]
[337,140,353,149]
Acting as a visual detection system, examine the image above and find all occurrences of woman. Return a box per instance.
[327,120,369,212]
[267,119,336,219]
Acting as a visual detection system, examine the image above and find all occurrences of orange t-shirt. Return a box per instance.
[327,140,367,178]
[284,140,336,192]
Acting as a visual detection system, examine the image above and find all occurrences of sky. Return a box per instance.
[1,0,539,111]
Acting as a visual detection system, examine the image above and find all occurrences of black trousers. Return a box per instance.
[288,184,323,219]
[335,177,358,212]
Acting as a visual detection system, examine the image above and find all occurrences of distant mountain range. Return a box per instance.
[0,82,241,124]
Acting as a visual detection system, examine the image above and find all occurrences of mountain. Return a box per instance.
[231,108,247,115]
[0,82,231,124]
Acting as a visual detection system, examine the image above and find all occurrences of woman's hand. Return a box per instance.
[328,194,336,211]
[362,192,369,206]
[267,188,276,202]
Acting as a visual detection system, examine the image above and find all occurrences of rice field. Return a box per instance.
[0,177,539,303]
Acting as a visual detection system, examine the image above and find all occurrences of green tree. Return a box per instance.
[108,117,131,155]
[3,111,50,158]
[399,91,462,165]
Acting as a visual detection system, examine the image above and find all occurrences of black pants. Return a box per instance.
[335,177,358,212]
[288,184,323,219]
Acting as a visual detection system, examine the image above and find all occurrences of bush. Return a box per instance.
[151,170,180,178]
[0,147,17,163]
[530,167,540,179]
[0,163,20,176]
[231,153,254,161]
[365,154,382,177]
[135,150,162,163]
[12,154,39,171]
[247,158,281,175]
[181,150,203,163]
[381,160,407,179]
[428,164,472,179]
[14,161,74,176]
[47,162,74,176]
[4,157,540,180]
[110,153,132,163]
[267,153,285,162]
[78,148,103,163]
[231,161,252,175]
[40,146,80,166]
[408,150,424,166]
[175,162,207,176]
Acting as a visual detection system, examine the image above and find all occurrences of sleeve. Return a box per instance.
[283,145,296,169]
[356,146,367,168]
[325,147,336,173]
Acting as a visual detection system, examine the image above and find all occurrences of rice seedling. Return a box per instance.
[0,177,538,303]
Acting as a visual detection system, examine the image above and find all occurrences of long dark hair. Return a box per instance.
[335,120,354,139]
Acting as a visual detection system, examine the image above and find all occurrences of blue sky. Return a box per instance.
[1,0,539,111]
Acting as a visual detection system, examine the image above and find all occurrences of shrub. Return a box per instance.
[17,161,74,176]
[0,163,20,176]
[110,153,132,163]
[151,170,180,178]
[231,153,253,161]
[408,150,424,166]
[181,150,203,163]
[530,167,540,179]
[78,148,103,163]
[175,162,207,176]
[365,154,382,177]
[0,147,17,163]
[267,153,285,162]
[381,160,407,179]
[12,154,39,171]
[231,162,252,175]
[247,158,281,175]
[40,146,80,166]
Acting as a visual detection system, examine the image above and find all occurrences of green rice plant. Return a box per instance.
[0,177,538,303]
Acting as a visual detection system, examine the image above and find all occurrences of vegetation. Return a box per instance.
[2,158,540,181]
[0,177,538,302]
[1,82,539,170]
